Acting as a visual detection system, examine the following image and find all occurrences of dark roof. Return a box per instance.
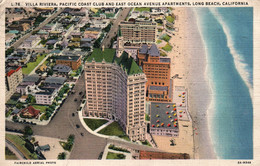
[86,27,101,31]
[150,102,179,130]
[36,88,55,95]
[139,44,149,54]
[46,40,57,45]
[87,48,143,75]
[21,106,40,117]
[11,109,21,114]
[23,74,40,83]
[149,86,168,91]
[39,144,50,151]
[45,77,66,85]
[53,64,72,73]
[148,44,160,57]
[160,58,171,63]
[56,56,80,61]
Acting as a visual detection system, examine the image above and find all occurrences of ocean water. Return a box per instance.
[195,8,253,159]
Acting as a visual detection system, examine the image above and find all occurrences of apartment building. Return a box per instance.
[137,44,172,102]
[84,48,147,141]
[119,20,156,44]
[35,88,57,105]
[5,66,23,102]
[56,56,81,70]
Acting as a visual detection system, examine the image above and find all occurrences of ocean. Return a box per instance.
[194,8,253,159]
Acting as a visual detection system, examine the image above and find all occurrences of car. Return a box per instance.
[74,98,77,102]
[72,113,75,117]
[76,124,80,128]
[79,91,83,95]
[80,133,84,136]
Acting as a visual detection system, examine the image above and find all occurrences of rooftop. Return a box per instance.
[45,76,66,85]
[53,64,72,73]
[149,86,168,91]
[23,74,40,83]
[148,44,160,57]
[150,102,179,131]
[160,58,171,63]
[36,88,55,95]
[87,48,143,75]
[56,56,80,61]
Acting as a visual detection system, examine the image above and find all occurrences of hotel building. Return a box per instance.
[84,48,147,141]
[5,66,23,102]
[56,56,81,70]
[119,20,156,44]
[137,44,172,102]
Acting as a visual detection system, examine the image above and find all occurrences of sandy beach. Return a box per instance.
[165,7,216,159]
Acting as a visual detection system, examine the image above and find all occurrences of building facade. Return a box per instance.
[5,66,23,102]
[56,56,81,70]
[84,48,147,141]
[137,44,172,102]
[119,20,156,44]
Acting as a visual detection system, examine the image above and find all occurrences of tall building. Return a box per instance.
[84,48,147,141]
[137,44,172,102]
[119,20,156,44]
[5,66,23,102]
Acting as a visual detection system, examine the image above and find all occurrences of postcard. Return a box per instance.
[1,0,259,165]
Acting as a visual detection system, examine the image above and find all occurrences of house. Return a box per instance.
[23,74,41,85]
[53,64,72,75]
[11,108,21,115]
[45,76,67,85]
[19,95,28,103]
[20,106,40,118]
[20,35,40,48]
[55,56,81,70]
[35,88,57,105]
[90,20,109,29]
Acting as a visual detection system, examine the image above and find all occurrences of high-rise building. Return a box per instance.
[137,44,172,102]
[84,48,147,141]
[119,20,156,44]
[5,66,23,102]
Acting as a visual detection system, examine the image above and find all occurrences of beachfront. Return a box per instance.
[154,7,216,159]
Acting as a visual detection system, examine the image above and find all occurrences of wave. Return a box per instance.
[209,8,253,99]
[193,8,219,159]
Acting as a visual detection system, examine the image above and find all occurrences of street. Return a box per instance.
[101,8,131,48]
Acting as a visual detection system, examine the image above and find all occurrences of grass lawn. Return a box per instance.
[166,15,175,23]
[156,40,162,44]
[141,140,152,147]
[98,122,128,139]
[106,152,126,159]
[160,51,167,57]
[161,34,171,42]
[31,105,48,113]
[84,118,109,131]
[162,43,173,52]
[5,147,18,160]
[22,54,47,75]
[5,134,34,159]
[134,7,151,12]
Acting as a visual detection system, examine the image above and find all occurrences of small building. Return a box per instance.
[23,74,41,85]
[45,76,67,85]
[35,88,57,105]
[53,64,72,75]
[38,144,50,151]
[20,106,40,118]
[55,56,81,70]
[19,95,28,103]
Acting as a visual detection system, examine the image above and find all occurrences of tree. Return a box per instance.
[58,152,66,159]
[24,126,33,137]
[47,69,53,76]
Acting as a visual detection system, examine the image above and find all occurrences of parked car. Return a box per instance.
[74,98,77,102]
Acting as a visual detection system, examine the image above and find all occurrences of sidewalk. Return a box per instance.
[94,120,114,133]
[101,143,132,160]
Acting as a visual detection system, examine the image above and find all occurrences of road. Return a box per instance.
[6,74,162,159]
[11,8,64,49]
[6,139,27,160]
[101,8,131,48]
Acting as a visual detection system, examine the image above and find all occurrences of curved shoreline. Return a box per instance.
[185,8,216,159]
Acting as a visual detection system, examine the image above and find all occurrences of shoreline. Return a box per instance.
[170,8,216,159]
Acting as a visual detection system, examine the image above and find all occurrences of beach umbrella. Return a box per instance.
[180,104,182,106]
[179,111,183,113]
[173,113,176,116]
[171,119,174,122]
[182,100,185,103]
[167,105,170,108]
[171,111,174,113]
[161,123,164,126]
[179,115,182,118]
[167,124,171,127]
[152,124,155,127]
[166,112,169,114]
[168,115,171,118]
[174,124,177,127]
[156,105,159,107]
[156,114,159,117]
[174,108,176,111]
[183,92,185,95]
[156,120,160,123]
[173,104,176,107]
[182,96,185,98]
[174,118,177,121]
[178,94,181,97]
[157,124,160,127]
